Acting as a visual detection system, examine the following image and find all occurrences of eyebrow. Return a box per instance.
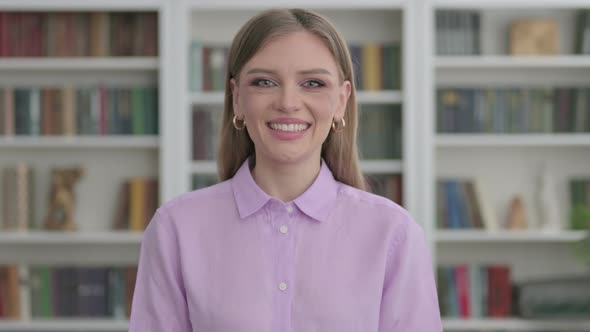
[245,68,333,76]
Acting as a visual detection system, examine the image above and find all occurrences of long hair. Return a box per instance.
[217,8,366,191]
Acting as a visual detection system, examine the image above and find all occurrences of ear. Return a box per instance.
[336,80,351,119]
[230,78,240,115]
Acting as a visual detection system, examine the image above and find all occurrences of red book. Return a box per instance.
[100,86,108,135]
[488,265,512,317]
[455,265,471,318]
[0,13,9,56]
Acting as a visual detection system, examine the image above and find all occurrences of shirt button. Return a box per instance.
[279,225,288,234]
[286,205,294,214]
[278,282,288,291]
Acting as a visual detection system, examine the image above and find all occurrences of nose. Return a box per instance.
[276,84,301,113]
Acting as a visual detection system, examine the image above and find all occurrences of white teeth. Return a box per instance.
[269,123,309,132]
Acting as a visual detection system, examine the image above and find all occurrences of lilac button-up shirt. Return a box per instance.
[129,159,442,331]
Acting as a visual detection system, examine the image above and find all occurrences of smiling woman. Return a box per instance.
[129,8,442,332]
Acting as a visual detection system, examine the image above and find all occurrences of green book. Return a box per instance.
[131,87,145,135]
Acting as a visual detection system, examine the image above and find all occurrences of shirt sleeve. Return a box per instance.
[129,208,192,332]
[379,216,443,331]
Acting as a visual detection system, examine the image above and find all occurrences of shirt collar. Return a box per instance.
[231,157,340,223]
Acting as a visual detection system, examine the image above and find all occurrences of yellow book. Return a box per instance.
[129,178,146,232]
[362,44,382,91]
[62,86,76,136]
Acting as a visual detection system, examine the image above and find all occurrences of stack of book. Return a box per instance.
[437,87,590,133]
[437,264,512,318]
[436,10,480,56]
[113,177,159,232]
[0,12,157,57]
[0,86,159,136]
[516,275,590,318]
[437,178,497,230]
[192,107,223,160]
[357,105,402,160]
[29,266,137,318]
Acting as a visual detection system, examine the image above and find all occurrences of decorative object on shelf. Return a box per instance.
[536,164,562,232]
[44,167,85,231]
[510,20,559,55]
[507,195,528,230]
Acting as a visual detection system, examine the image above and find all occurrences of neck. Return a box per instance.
[252,155,321,202]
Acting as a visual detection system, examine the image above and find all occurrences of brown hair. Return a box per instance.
[217,8,366,191]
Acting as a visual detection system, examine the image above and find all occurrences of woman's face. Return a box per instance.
[230,31,351,167]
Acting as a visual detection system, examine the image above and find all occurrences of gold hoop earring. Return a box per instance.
[331,118,345,132]
[232,114,246,130]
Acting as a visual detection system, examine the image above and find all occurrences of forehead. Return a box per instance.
[244,31,339,73]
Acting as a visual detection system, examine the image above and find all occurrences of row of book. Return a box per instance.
[0,86,159,136]
[188,42,402,92]
[0,12,158,57]
[570,179,590,230]
[437,88,590,133]
[575,10,590,54]
[436,11,480,56]
[357,105,402,160]
[365,174,403,206]
[113,178,159,232]
[0,265,137,319]
[437,264,512,318]
[192,105,403,161]
[436,179,495,230]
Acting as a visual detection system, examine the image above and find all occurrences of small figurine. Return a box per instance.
[537,164,562,232]
[507,196,528,230]
[44,167,85,231]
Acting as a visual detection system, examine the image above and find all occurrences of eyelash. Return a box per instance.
[249,78,326,88]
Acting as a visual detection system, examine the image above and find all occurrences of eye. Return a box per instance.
[302,80,325,88]
[251,78,276,87]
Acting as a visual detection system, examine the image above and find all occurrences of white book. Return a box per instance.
[473,177,499,231]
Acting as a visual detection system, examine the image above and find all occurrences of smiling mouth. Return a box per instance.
[267,123,310,132]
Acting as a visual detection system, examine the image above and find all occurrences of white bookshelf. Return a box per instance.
[442,318,590,331]
[436,134,590,147]
[0,231,143,245]
[0,57,159,71]
[0,0,172,326]
[0,136,159,149]
[435,55,590,68]
[423,0,590,330]
[436,230,588,243]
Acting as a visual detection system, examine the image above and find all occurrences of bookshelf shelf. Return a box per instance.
[186,0,406,10]
[0,319,129,331]
[361,159,403,174]
[436,134,590,147]
[189,159,404,176]
[442,318,590,331]
[0,232,143,245]
[0,57,159,71]
[436,230,588,243]
[433,0,590,9]
[190,90,403,106]
[190,160,217,175]
[436,56,590,69]
[0,136,159,149]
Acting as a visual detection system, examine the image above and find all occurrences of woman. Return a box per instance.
[129,8,441,331]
